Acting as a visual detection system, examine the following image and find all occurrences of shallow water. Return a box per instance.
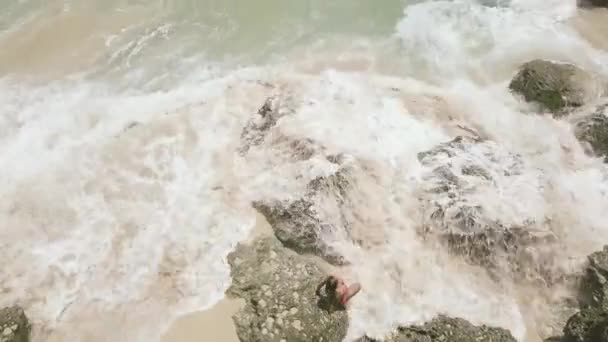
[1,1,608,341]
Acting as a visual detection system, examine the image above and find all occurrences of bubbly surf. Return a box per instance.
[1,1,608,341]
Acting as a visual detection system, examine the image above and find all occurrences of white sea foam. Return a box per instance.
[1,1,608,342]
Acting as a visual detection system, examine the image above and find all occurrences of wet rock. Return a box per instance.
[563,308,608,342]
[574,101,608,162]
[239,96,297,154]
[240,96,367,264]
[268,135,322,162]
[417,136,560,284]
[358,315,517,342]
[238,95,335,166]
[0,307,30,342]
[554,246,608,342]
[227,237,348,342]
[509,60,603,115]
[579,246,608,312]
[253,157,356,265]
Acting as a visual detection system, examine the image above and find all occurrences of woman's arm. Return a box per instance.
[342,283,361,304]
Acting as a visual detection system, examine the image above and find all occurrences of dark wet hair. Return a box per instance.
[326,276,338,292]
[317,276,345,312]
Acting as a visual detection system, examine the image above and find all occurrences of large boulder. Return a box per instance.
[579,246,608,311]
[573,101,608,162]
[240,95,354,264]
[416,136,562,284]
[239,96,291,154]
[358,316,517,342]
[238,94,320,159]
[227,237,349,342]
[240,95,396,266]
[0,307,30,342]
[554,246,608,342]
[563,308,608,342]
[253,158,354,265]
[509,60,603,115]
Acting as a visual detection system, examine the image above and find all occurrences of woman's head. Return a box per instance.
[326,276,339,292]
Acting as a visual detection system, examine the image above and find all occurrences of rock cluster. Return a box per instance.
[225,99,522,342]
[226,234,519,342]
[510,59,608,162]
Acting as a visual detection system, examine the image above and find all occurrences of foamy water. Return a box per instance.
[1,1,608,341]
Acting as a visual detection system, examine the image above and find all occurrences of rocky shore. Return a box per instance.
[3,5,608,342]
[219,49,608,341]
[225,217,608,342]
[227,6,608,339]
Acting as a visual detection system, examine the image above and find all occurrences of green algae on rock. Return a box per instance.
[509,60,603,115]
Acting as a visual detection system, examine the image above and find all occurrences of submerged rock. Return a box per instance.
[358,315,517,342]
[239,96,298,155]
[240,96,383,265]
[0,307,30,342]
[574,101,608,162]
[417,136,561,284]
[253,156,356,265]
[239,95,334,164]
[227,237,348,342]
[509,60,603,115]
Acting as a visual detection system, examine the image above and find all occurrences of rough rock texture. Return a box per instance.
[227,237,349,342]
[574,101,608,162]
[563,308,608,342]
[226,236,518,342]
[239,96,290,154]
[239,95,335,166]
[0,307,30,342]
[579,246,608,311]
[239,96,355,264]
[509,60,603,114]
[253,161,354,265]
[357,316,517,342]
[416,136,561,284]
[556,246,608,342]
